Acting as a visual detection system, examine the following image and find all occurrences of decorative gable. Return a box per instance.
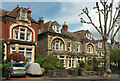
[17,8,29,21]
[51,21,61,33]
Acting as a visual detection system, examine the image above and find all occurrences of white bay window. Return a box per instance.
[14,30,19,40]
[18,48,25,55]
[13,27,32,41]
[11,47,16,53]
[26,48,32,62]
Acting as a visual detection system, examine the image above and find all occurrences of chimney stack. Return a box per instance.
[62,21,68,32]
[38,17,44,30]
[27,7,31,17]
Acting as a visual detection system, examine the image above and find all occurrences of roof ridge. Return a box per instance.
[0,9,9,12]
[6,6,20,16]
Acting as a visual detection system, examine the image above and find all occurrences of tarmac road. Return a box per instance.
[3,78,120,81]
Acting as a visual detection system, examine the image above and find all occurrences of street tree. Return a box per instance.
[79,0,120,76]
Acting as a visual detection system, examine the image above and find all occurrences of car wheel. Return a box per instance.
[23,75,26,77]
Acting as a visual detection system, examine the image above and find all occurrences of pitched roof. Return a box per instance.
[41,21,95,41]
[0,6,37,23]
[0,9,10,16]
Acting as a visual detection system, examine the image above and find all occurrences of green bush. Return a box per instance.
[35,54,64,72]
[84,64,93,71]
[35,56,45,68]
[43,55,64,71]
[79,61,85,68]
[2,61,10,78]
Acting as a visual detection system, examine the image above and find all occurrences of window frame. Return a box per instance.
[26,48,32,62]
[11,47,16,53]
[77,44,80,53]
[19,28,26,41]
[26,32,31,41]
[18,48,25,55]
[14,29,19,40]
[67,43,71,52]
[21,12,26,21]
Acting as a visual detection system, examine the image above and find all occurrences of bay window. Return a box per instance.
[14,30,19,40]
[20,28,25,40]
[26,32,31,41]
[18,48,25,55]
[13,27,32,41]
[26,48,32,62]
[11,47,16,53]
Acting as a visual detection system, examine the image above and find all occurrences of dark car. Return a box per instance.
[8,62,26,77]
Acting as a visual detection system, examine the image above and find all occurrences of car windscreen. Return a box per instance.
[13,64,24,67]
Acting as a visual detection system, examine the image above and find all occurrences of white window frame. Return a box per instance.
[26,32,31,41]
[69,57,72,68]
[21,12,26,21]
[98,42,102,48]
[81,57,84,61]
[67,43,71,52]
[11,47,16,53]
[56,41,59,50]
[87,45,93,53]
[26,48,32,62]
[59,56,64,64]
[60,43,63,50]
[18,48,25,55]
[19,28,26,41]
[77,45,80,53]
[14,30,19,40]
[13,27,32,42]
[52,42,55,50]
[72,57,75,68]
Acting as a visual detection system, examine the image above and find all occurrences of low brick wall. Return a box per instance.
[83,71,97,76]
[48,69,68,78]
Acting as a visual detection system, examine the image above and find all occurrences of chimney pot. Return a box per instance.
[62,21,68,32]
[38,17,44,30]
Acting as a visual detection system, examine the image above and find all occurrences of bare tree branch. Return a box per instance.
[96,2,103,34]
[80,7,104,36]
[113,25,120,39]
[108,0,113,33]
[108,7,119,35]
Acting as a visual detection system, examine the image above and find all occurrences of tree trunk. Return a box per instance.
[103,39,111,77]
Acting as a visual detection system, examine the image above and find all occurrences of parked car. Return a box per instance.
[25,63,42,76]
[8,62,26,77]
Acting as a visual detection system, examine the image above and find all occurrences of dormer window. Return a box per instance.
[56,27,59,32]
[21,12,26,21]
[86,33,92,40]
[52,25,61,33]
[98,42,102,48]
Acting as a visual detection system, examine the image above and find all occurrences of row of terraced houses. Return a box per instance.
[0,5,119,69]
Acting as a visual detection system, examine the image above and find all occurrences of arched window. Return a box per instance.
[87,44,94,53]
[51,39,64,51]
[13,27,32,41]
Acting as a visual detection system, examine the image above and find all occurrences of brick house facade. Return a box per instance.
[37,18,98,69]
[0,5,38,62]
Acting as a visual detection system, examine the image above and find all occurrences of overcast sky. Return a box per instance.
[1,0,120,40]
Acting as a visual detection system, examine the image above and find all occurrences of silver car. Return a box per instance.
[8,62,26,77]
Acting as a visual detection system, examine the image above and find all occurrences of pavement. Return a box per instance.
[2,74,120,81]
